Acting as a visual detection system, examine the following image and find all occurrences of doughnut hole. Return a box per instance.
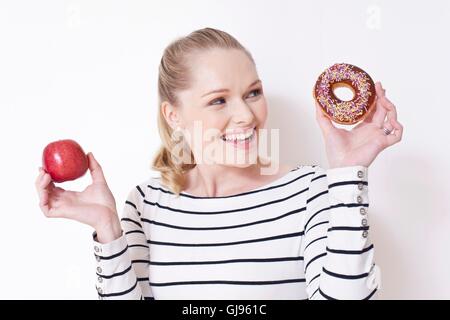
[331,82,356,102]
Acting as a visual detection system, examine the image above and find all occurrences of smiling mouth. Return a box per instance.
[220,127,256,143]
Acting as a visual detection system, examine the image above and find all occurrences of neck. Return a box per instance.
[184,162,265,197]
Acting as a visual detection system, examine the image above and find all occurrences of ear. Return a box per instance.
[161,101,182,130]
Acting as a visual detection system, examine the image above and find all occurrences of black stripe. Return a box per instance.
[318,288,337,300]
[125,201,137,210]
[143,187,309,215]
[323,267,369,280]
[149,278,306,287]
[364,288,378,300]
[126,230,145,235]
[136,185,145,198]
[121,218,142,228]
[95,245,128,261]
[125,201,141,217]
[308,274,321,286]
[132,259,150,264]
[140,207,306,231]
[97,264,132,279]
[149,256,304,266]
[318,287,377,300]
[305,252,327,272]
[311,174,326,182]
[144,296,155,300]
[148,170,316,199]
[306,190,328,204]
[137,277,149,282]
[129,244,150,249]
[304,207,330,231]
[305,220,329,234]
[327,226,369,232]
[304,236,327,251]
[329,181,368,189]
[330,203,369,209]
[326,244,374,255]
[310,288,319,299]
[147,231,304,247]
[98,280,138,298]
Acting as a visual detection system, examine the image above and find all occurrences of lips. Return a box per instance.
[220,127,256,142]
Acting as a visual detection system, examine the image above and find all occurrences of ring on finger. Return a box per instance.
[382,127,392,135]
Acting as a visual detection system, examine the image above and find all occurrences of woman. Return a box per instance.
[35,28,403,300]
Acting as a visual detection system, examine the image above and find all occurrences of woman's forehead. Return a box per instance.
[188,50,258,91]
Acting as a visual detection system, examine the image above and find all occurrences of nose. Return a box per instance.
[230,98,256,126]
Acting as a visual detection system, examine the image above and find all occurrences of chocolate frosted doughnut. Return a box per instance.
[313,63,376,125]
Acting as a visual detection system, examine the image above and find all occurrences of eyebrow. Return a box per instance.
[201,79,262,98]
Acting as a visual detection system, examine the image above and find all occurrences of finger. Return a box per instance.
[36,171,52,202]
[376,82,399,124]
[40,201,51,217]
[380,87,401,138]
[35,167,45,191]
[363,82,383,124]
[382,119,394,134]
[36,168,47,213]
[87,152,106,184]
[381,94,397,122]
[46,206,65,218]
[315,102,335,135]
[39,172,54,191]
[372,82,388,126]
[38,173,55,216]
[386,120,404,145]
[44,188,70,218]
[36,168,60,216]
[377,81,386,96]
[362,95,378,124]
[380,90,399,141]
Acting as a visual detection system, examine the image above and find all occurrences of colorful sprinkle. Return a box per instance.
[314,63,376,124]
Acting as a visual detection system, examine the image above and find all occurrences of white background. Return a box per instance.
[0,0,449,299]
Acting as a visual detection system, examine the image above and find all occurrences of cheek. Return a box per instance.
[185,113,227,148]
[253,99,268,126]
[184,109,225,136]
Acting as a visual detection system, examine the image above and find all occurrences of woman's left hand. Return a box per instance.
[315,81,403,169]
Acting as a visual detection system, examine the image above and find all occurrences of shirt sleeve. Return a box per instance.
[299,165,381,300]
[91,185,153,300]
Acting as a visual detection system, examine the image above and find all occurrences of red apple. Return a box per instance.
[42,139,89,183]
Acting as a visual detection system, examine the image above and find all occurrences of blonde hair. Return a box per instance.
[152,27,256,196]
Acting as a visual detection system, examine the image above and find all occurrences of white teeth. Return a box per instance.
[222,129,255,142]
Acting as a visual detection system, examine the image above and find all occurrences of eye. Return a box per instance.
[247,88,262,98]
[209,97,226,106]
[208,88,262,106]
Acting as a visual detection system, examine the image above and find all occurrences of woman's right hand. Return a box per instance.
[35,152,122,243]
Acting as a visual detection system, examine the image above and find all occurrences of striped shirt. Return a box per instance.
[92,165,380,300]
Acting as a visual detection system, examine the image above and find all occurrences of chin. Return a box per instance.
[225,162,254,169]
[222,154,259,168]
[202,135,260,168]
